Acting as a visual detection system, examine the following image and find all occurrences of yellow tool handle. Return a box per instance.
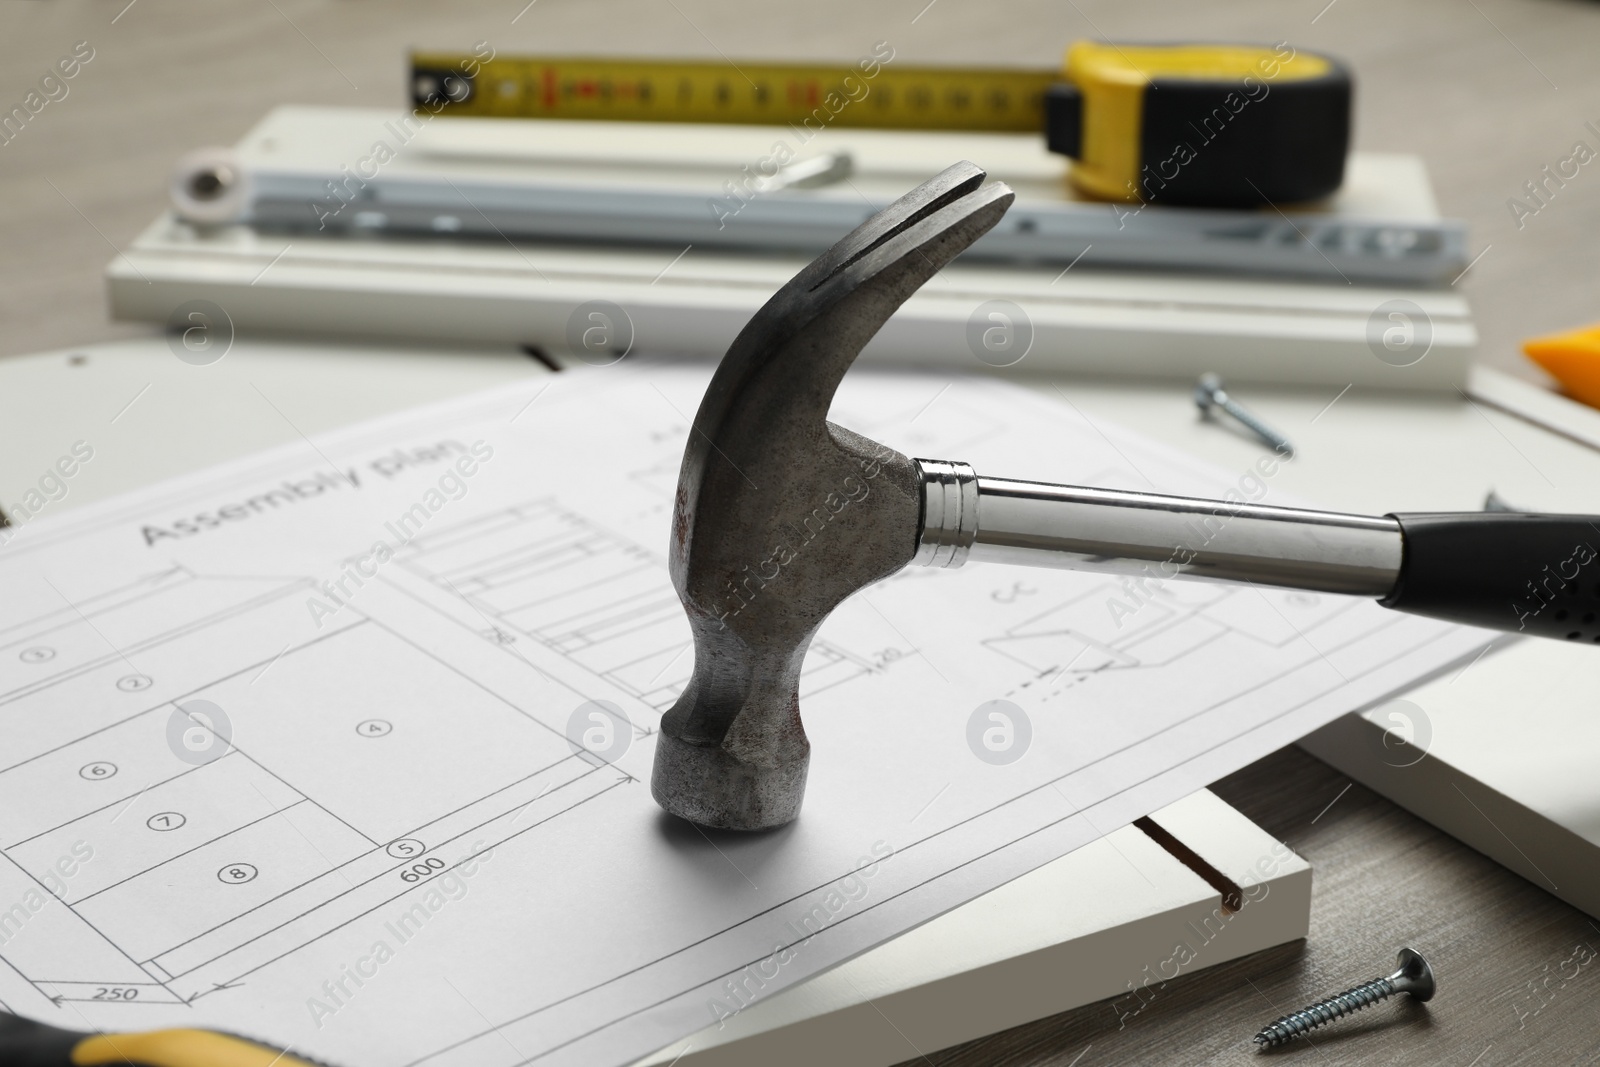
[0,1011,332,1067]
[73,1029,325,1066]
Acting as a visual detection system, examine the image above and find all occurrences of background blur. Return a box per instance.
[2,0,1597,380]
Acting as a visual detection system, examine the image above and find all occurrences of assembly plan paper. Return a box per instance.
[0,362,1488,1066]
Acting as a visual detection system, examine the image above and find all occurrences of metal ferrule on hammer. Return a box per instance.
[912,458,1404,597]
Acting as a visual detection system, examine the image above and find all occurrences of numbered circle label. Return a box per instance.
[117,674,153,692]
[147,812,187,832]
[357,719,393,738]
[79,761,118,781]
[19,647,55,663]
[386,838,426,859]
[218,863,259,884]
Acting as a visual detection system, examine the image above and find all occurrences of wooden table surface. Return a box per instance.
[3,1,1598,1064]
[908,746,1600,1066]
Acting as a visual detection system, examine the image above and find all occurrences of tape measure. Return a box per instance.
[409,41,1351,207]
[409,49,1052,132]
[1044,42,1350,206]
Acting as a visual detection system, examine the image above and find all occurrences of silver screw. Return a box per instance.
[1194,373,1295,457]
[1253,947,1436,1049]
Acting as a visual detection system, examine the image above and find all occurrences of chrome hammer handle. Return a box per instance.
[913,459,1401,594]
[912,459,1600,640]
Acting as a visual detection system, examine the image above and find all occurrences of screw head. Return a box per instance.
[188,166,233,201]
[1390,947,1436,1002]
[1194,372,1225,412]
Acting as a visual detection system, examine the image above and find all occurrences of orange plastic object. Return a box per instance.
[1523,324,1600,409]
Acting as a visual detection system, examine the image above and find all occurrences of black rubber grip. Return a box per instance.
[1382,512,1600,640]
[0,1011,82,1066]
[1043,82,1083,159]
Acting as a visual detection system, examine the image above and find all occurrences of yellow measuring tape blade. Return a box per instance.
[410,53,1057,132]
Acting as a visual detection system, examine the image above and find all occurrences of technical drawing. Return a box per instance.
[0,369,1493,1067]
[627,458,679,504]
[0,567,306,708]
[987,578,1343,700]
[0,506,894,1009]
[0,566,631,1006]
[394,499,881,708]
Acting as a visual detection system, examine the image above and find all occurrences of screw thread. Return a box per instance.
[1253,977,1395,1048]
[1220,399,1293,455]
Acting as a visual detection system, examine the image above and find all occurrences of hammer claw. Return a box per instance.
[798,159,988,294]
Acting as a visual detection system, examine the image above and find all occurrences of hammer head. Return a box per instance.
[652,162,1014,830]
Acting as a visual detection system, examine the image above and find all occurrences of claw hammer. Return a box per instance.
[653,161,1600,831]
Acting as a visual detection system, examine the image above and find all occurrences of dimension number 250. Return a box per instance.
[92,987,139,1001]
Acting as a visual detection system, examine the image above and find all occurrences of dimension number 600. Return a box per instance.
[399,857,446,883]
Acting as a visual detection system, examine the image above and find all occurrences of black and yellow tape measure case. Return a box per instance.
[1045,43,1350,206]
[408,40,1351,210]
